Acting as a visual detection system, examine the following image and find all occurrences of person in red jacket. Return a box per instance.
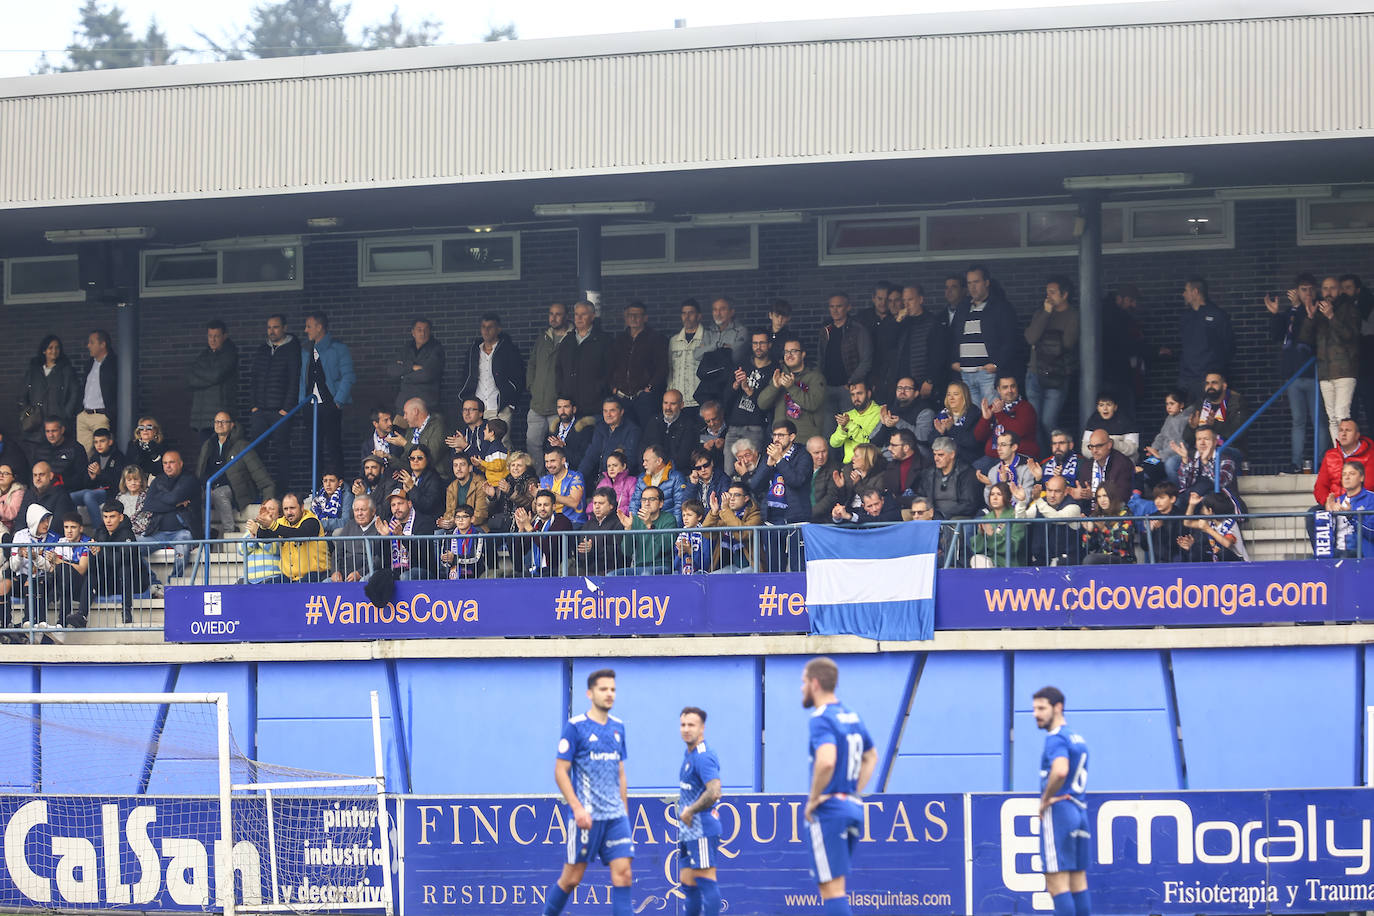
[972,374,1041,472]
[1313,418,1374,505]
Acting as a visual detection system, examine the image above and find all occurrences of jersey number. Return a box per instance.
[1069,752,1088,794]
[845,733,864,781]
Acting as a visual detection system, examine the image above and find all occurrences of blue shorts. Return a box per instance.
[678,835,720,870]
[1040,800,1090,873]
[806,800,862,883]
[567,815,635,865]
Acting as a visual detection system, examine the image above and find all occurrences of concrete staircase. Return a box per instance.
[1236,473,1315,562]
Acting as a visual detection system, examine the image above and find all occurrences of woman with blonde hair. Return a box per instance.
[929,380,981,463]
[127,416,167,478]
[0,462,25,536]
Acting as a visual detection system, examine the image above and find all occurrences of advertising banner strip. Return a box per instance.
[0,795,393,912]
[399,794,966,916]
[935,559,1361,628]
[971,788,1374,915]
[165,559,1365,642]
[164,573,810,642]
[0,789,1370,915]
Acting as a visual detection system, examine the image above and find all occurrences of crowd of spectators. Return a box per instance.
[4,266,1374,617]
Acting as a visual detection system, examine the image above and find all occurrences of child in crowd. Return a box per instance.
[1142,389,1192,486]
[472,419,510,486]
[9,506,58,630]
[1180,491,1249,562]
[312,471,347,533]
[442,505,486,579]
[49,513,92,629]
[674,499,710,574]
[1082,392,1140,460]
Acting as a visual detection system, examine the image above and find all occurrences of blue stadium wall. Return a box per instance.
[3,645,1368,794]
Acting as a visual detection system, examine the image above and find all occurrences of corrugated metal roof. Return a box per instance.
[2,4,1371,209]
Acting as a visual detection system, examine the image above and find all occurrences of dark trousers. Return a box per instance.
[92,554,140,623]
[306,403,345,486]
[51,565,89,627]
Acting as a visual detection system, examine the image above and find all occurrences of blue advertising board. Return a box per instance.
[165,574,809,642]
[0,795,392,911]
[399,794,966,915]
[936,559,1363,629]
[971,789,1374,914]
[164,559,1368,642]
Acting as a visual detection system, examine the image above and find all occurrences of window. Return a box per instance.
[818,200,1233,265]
[3,255,86,305]
[1298,197,1374,245]
[602,224,757,275]
[140,241,303,297]
[358,233,520,286]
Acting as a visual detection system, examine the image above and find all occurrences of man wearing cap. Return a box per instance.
[380,487,438,580]
[351,456,391,506]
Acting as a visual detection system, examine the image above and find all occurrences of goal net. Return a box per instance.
[0,693,393,916]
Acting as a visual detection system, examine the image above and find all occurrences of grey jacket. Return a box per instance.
[187,340,240,429]
[527,327,571,415]
[195,429,276,507]
[1150,409,1193,456]
[388,337,446,413]
[1300,297,1361,380]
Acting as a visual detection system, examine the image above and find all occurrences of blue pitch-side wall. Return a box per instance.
[4,646,1370,795]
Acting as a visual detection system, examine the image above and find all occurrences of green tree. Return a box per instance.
[362,6,442,49]
[55,0,175,71]
[482,23,517,42]
[198,0,443,59]
[243,0,354,58]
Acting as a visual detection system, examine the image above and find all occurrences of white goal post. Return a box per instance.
[0,691,393,916]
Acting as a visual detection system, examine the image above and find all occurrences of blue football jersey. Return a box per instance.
[808,702,875,797]
[557,713,628,820]
[677,740,722,842]
[1040,724,1089,805]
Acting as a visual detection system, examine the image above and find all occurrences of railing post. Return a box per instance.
[1313,362,1321,470]
[310,398,320,499]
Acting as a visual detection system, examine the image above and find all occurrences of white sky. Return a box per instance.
[1,0,1125,77]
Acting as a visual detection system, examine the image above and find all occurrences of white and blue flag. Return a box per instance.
[803,522,939,640]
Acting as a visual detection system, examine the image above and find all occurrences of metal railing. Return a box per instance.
[1213,357,1318,481]
[3,510,1368,641]
[202,397,319,551]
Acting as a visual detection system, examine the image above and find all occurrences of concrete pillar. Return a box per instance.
[1076,193,1103,428]
[576,216,603,315]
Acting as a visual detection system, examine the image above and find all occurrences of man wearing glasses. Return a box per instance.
[445,399,488,465]
[758,337,827,443]
[871,377,934,455]
[1073,431,1132,504]
[725,330,777,459]
[610,486,676,575]
[748,420,811,571]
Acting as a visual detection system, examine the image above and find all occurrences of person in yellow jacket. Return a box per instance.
[828,380,882,465]
[254,492,329,582]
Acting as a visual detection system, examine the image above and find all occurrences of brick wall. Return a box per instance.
[1,200,1369,478]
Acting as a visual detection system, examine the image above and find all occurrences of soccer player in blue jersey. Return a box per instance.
[546,668,633,916]
[1033,685,1091,916]
[676,706,723,916]
[801,657,877,916]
